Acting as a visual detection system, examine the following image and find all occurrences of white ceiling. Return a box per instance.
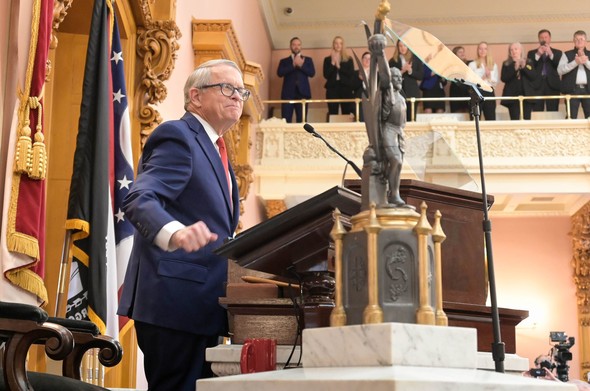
[258,0,590,50]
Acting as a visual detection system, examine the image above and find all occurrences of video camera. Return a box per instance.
[550,331,575,382]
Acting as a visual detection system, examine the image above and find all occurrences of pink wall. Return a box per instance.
[492,216,579,379]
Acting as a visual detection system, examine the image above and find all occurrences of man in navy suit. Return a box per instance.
[118,59,244,391]
[277,37,315,123]
[526,29,562,112]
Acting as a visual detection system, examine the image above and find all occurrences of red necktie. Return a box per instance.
[216,136,232,196]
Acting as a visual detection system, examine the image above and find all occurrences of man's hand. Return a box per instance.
[293,53,304,68]
[575,52,588,65]
[170,221,218,252]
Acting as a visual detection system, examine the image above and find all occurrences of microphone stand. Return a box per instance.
[463,80,505,373]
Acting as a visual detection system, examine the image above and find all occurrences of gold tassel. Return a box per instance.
[14,116,32,175]
[30,131,46,180]
[29,96,46,180]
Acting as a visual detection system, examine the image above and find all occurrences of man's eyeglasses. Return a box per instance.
[199,83,251,101]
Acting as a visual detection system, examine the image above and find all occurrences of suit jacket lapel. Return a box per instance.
[181,112,234,217]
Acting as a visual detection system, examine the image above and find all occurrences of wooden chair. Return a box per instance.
[0,301,123,391]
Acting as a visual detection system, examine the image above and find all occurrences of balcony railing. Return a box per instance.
[264,94,590,122]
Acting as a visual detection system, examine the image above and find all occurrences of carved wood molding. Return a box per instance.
[51,0,74,49]
[136,18,181,146]
[192,19,246,69]
[571,201,590,379]
[224,118,254,232]
[265,199,287,219]
[191,19,264,122]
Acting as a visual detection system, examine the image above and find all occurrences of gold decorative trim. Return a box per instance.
[135,17,181,146]
[571,201,590,380]
[265,200,287,219]
[51,0,73,49]
[223,118,254,232]
[191,20,246,70]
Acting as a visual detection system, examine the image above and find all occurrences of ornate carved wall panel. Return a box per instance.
[572,201,590,381]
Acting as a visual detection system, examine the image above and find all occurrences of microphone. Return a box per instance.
[303,123,362,177]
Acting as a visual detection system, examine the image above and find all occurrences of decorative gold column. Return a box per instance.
[431,210,448,326]
[415,202,435,325]
[363,203,384,324]
[330,208,347,326]
[135,6,182,147]
[571,201,590,380]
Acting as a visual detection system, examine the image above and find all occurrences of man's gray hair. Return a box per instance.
[183,59,242,110]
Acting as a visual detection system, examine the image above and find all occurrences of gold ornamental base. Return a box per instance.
[330,202,447,327]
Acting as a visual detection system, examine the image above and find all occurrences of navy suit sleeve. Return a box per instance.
[123,123,192,243]
[277,58,293,77]
[301,57,315,77]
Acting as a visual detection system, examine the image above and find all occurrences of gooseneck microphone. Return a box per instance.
[303,123,362,177]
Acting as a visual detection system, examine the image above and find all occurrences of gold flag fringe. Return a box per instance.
[7,231,40,260]
[6,268,49,306]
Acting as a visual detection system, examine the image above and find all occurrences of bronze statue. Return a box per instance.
[380,66,406,206]
[359,33,407,208]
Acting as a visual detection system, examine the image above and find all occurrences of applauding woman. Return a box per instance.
[389,39,424,120]
[501,42,539,120]
[323,36,356,117]
[468,42,498,120]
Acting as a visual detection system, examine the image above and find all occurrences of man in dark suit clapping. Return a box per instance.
[527,29,562,112]
[277,37,316,123]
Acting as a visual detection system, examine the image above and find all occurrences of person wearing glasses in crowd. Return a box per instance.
[118,59,245,391]
[558,30,590,119]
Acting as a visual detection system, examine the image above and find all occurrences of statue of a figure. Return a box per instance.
[361,33,407,208]
[380,66,406,206]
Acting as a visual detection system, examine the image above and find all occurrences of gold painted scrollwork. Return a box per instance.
[571,201,590,380]
[223,118,254,232]
[51,0,74,49]
[136,20,181,146]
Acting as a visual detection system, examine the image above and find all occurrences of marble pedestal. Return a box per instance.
[199,323,575,391]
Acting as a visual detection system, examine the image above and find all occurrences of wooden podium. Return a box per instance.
[216,181,528,353]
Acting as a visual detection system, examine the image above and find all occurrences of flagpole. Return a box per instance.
[55,229,73,317]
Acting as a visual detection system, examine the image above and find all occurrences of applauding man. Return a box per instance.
[277,37,316,123]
